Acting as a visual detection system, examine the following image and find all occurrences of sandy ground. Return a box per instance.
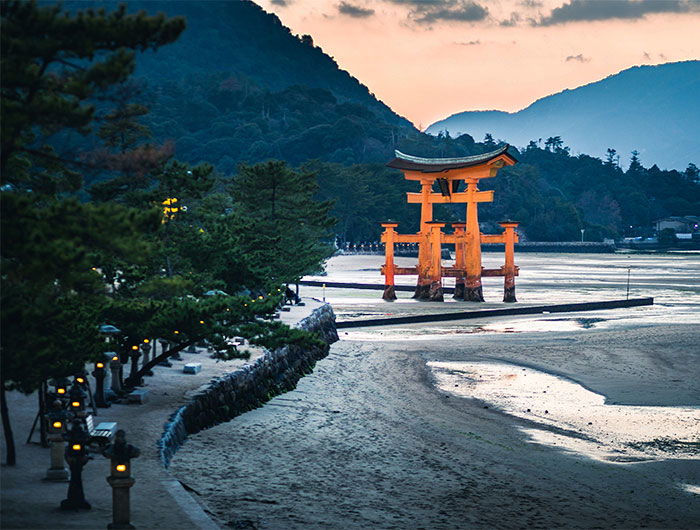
[170,324,699,529]
[0,301,321,530]
[168,253,700,529]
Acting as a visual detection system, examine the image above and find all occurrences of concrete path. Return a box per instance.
[0,300,320,530]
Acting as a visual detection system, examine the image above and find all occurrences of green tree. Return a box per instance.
[230,161,336,287]
[1,0,185,191]
[0,0,184,465]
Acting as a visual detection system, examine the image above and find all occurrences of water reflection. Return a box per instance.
[429,361,700,463]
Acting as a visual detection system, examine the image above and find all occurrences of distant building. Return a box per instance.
[655,216,700,233]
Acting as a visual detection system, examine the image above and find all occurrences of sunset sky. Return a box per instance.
[253,0,700,128]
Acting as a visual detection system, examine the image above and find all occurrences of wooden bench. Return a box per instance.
[85,415,117,444]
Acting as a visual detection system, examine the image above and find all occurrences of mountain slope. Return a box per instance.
[426,61,700,170]
[128,0,411,128]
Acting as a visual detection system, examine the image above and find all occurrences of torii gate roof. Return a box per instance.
[387,144,516,173]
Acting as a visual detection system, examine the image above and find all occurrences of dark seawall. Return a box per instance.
[159,304,338,467]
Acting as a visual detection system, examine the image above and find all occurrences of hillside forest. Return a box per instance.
[20,0,700,242]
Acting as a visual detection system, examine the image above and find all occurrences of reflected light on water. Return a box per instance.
[428,361,700,463]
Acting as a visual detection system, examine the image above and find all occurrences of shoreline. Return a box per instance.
[169,322,700,528]
[167,253,699,528]
[0,300,325,530]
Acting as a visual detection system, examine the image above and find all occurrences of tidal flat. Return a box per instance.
[171,253,700,529]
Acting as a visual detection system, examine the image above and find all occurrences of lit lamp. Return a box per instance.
[68,384,87,418]
[108,352,123,397]
[92,358,110,408]
[44,400,69,482]
[51,377,71,400]
[60,420,91,510]
[124,345,143,388]
[103,430,140,529]
[141,339,154,376]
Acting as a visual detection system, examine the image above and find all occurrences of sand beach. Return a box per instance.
[170,253,700,529]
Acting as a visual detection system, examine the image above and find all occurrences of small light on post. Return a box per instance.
[45,400,69,481]
[104,430,140,528]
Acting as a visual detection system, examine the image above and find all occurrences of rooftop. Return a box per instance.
[387,145,516,173]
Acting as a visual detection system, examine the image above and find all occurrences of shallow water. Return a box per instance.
[305,252,700,330]
[305,253,700,463]
[429,361,700,463]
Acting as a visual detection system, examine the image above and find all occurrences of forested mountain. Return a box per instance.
[56,1,698,242]
[426,61,700,171]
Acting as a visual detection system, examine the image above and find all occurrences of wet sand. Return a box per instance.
[171,323,699,529]
[170,254,700,529]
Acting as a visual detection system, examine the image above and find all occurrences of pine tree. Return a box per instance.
[230,161,336,286]
[1,0,185,191]
[0,0,184,465]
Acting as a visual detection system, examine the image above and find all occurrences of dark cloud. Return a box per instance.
[500,12,521,26]
[534,0,699,26]
[270,0,289,6]
[643,51,652,61]
[387,0,489,24]
[456,39,481,45]
[565,53,590,62]
[338,1,375,18]
[520,0,543,7]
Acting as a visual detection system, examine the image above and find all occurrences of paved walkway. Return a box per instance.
[0,300,320,529]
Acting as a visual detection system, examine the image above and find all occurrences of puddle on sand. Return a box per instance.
[341,317,602,341]
[428,361,700,463]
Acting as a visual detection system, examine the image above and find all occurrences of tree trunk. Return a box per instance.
[1,384,17,466]
[128,339,198,385]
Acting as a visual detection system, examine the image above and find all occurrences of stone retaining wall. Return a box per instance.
[159,303,338,467]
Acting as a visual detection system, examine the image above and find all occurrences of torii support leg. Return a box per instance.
[464,179,485,302]
[414,179,433,300]
[500,222,519,302]
[427,222,445,301]
[452,223,467,299]
[381,223,398,301]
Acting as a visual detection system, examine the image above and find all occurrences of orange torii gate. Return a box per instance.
[380,145,519,302]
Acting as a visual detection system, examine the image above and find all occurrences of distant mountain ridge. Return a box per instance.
[426,61,700,170]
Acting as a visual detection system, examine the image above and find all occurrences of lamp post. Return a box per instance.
[60,420,91,510]
[580,228,585,242]
[68,384,87,420]
[44,400,69,481]
[157,339,172,367]
[51,377,71,401]
[109,353,123,397]
[141,340,154,376]
[104,430,140,529]
[92,358,110,408]
[125,345,143,388]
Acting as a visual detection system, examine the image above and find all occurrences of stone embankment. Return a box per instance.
[159,304,338,467]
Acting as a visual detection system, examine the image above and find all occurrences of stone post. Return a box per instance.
[92,360,110,408]
[125,346,142,388]
[68,384,87,420]
[141,341,154,376]
[104,430,140,529]
[44,400,69,482]
[60,420,91,510]
[109,354,123,396]
[158,340,172,367]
